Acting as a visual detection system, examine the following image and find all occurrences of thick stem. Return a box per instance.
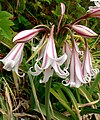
[45,78,52,120]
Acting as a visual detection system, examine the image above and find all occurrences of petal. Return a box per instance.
[55,53,67,66]
[52,61,69,78]
[40,66,53,83]
[47,25,57,59]
[42,53,52,69]
[63,42,72,69]
[62,78,70,86]
[94,1,100,7]
[30,61,43,76]
[82,45,92,76]
[14,54,25,77]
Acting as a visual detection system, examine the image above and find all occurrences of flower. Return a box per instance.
[87,0,100,18]
[82,41,99,81]
[0,43,25,77]
[69,24,98,37]
[62,39,86,88]
[13,28,44,43]
[30,25,69,83]
[57,3,65,34]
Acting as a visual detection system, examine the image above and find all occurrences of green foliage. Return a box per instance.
[0,0,100,119]
[0,11,14,40]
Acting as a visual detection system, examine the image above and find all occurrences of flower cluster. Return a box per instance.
[0,1,99,88]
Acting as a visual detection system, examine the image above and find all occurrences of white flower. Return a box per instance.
[30,25,69,83]
[62,39,86,88]
[0,43,25,77]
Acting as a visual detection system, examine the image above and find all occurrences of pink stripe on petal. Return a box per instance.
[12,43,24,60]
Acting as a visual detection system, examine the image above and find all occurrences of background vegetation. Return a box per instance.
[0,0,100,120]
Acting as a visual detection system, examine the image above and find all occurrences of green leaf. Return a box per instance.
[89,72,100,94]
[26,39,48,63]
[0,11,14,40]
[81,108,100,115]
[50,88,78,120]
[34,103,71,120]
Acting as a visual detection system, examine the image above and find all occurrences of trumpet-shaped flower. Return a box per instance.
[70,25,98,37]
[82,42,99,81]
[30,25,69,83]
[0,43,25,77]
[13,28,44,43]
[62,39,86,88]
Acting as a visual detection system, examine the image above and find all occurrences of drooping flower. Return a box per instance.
[13,28,44,43]
[62,39,86,88]
[0,43,25,77]
[69,24,98,37]
[30,25,69,83]
[82,41,99,81]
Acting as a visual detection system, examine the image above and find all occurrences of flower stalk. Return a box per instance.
[45,78,52,120]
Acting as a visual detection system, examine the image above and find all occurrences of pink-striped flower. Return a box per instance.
[62,40,86,88]
[82,42,99,81]
[57,3,65,34]
[0,43,25,77]
[87,0,100,18]
[30,25,69,83]
[70,24,98,37]
[13,28,44,43]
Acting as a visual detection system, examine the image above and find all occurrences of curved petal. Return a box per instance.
[14,54,25,77]
[94,1,100,7]
[30,61,43,76]
[62,78,70,86]
[52,62,69,78]
[55,53,67,66]
[40,66,53,83]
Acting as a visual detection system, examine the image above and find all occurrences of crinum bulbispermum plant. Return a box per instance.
[0,2,99,88]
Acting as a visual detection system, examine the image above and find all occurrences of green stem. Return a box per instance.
[28,71,46,120]
[45,78,52,120]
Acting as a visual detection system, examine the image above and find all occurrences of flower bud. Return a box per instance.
[70,24,98,37]
[13,28,44,43]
